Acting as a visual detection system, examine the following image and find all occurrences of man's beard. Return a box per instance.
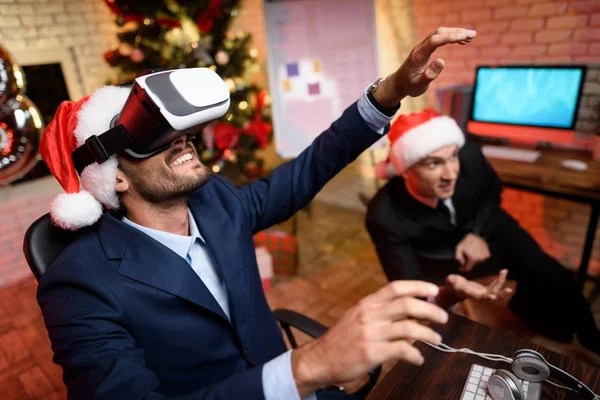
[121,146,212,205]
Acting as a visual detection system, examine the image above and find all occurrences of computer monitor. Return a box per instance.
[467,65,587,145]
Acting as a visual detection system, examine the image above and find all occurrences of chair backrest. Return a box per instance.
[23,213,78,281]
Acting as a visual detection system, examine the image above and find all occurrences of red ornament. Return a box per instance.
[130,48,145,63]
[245,120,271,149]
[103,50,121,66]
[244,90,271,149]
[103,0,181,28]
[213,122,240,150]
[196,0,222,33]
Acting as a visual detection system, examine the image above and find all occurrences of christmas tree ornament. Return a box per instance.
[215,50,229,65]
[103,50,121,66]
[244,90,271,149]
[195,0,222,33]
[118,43,133,56]
[130,48,145,63]
[0,96,43,185]
[123,21,139,30]
[213,122,239,150]
[224,78,236,92]
[0,46,26,105]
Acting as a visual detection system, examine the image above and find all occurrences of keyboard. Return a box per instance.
[481,145,541,163]
[461,364,541,400]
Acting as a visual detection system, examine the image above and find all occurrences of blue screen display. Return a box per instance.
[472,67,584,129]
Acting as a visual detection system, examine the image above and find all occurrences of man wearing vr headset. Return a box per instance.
[36,28,496,400]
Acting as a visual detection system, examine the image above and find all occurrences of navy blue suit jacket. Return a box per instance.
[37,103,383,400]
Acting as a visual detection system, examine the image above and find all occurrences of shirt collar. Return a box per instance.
[122,209,203,261]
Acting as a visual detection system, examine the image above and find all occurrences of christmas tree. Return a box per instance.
[102,0,272,185]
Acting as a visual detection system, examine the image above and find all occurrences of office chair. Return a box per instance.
[23,213,381,398]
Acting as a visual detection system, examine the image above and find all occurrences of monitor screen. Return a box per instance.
[471,66,586,130]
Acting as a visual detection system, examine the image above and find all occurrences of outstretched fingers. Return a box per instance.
[412,27,476,65]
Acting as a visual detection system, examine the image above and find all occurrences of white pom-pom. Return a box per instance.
[375,161,397,180]
[50,190,103,231]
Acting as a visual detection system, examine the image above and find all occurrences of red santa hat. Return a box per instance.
[375,108,465,179]
[40,86,131,230]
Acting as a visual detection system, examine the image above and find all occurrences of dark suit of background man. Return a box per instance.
[366,108,600,357]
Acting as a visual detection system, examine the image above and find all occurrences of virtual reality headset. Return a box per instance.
[72,68,230,174]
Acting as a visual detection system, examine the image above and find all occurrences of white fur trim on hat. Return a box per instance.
[51,190,104,231]
[75,85,131,210]
[389,116,465,175]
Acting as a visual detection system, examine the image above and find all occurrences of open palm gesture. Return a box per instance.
[445,269,513,304]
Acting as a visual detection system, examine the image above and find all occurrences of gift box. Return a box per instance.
[253,230,299,277]
[255,246,273,292]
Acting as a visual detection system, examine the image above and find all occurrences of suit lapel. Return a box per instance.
[98,213,230,322]
[188,193,251,345]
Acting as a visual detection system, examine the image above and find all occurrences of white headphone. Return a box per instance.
[420,341,599,400]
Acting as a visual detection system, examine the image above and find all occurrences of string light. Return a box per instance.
[249,48,258,58]
[212,165,221,173]
[238,101,248,110]
[225,78,236,92]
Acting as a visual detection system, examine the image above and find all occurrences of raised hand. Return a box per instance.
[291,280,449,397]
[373,27,477,108]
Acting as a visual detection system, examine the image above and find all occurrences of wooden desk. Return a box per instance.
[368,315,600,399]
[482,145,600,291]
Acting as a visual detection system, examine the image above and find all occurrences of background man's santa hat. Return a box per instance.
[375,108,465,179]
[40,86,131,231]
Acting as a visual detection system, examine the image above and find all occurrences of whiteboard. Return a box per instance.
[264,0,383,158]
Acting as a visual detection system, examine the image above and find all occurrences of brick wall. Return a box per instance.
[0,0,119,95]
[411,0,600,137]
[501,188,600,275]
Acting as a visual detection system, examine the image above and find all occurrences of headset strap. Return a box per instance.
[72,125,134,174]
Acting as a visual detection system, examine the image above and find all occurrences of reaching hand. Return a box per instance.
[290,281,449,397]
[455,233,491,272]
[445,269,513,304]
[373,27,477,108]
